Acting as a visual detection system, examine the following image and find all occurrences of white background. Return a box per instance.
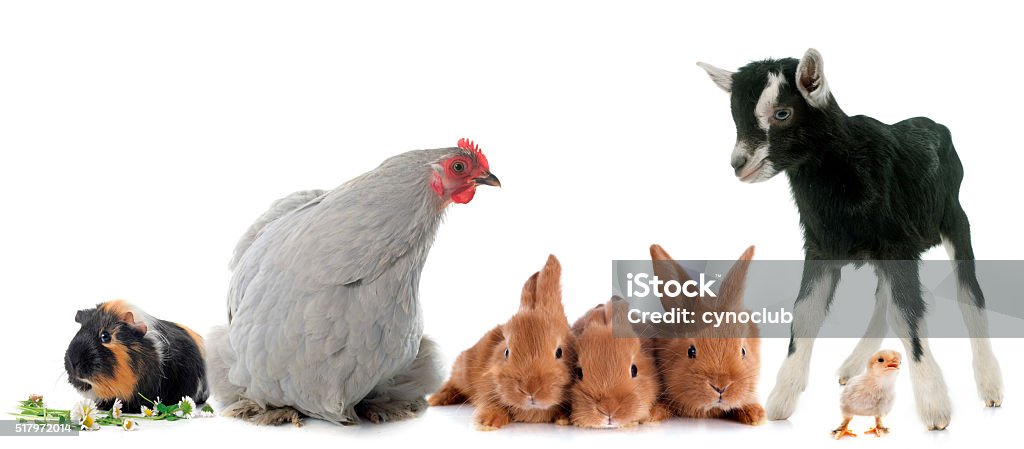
[1,1,1020,448]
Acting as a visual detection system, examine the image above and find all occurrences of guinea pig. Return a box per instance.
[65,299,208,412]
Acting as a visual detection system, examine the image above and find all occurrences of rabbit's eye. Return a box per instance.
[100,331,111,344]
[504,347,510,360]
[687,344,697,359]
[574,367,583,381]
[555,346,563,359]
[742,347,747,359]
[630,364,638,378]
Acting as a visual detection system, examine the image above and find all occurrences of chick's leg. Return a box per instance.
[832,416,857,439]
[865,416,890,436]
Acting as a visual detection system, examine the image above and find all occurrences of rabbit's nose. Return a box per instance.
[710,383,730,394]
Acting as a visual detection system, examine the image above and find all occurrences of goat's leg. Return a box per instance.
[837,280,889,385]
[766,261,840,420]
[878,261,952,430]
[942,217,1003,407]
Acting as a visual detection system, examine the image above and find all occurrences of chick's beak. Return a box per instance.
[475,172,501,187]
[886,361,900,369]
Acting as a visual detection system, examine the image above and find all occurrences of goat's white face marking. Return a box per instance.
[755,72,786,131]
[731,72,784,183]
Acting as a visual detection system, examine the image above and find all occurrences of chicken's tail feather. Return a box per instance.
[206,325,245,405]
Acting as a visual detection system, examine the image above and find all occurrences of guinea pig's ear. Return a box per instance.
[120,311,149,335]
[74,309,92,324]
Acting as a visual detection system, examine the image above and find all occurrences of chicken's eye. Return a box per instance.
[450,160,466,174]
[100,331,111,344]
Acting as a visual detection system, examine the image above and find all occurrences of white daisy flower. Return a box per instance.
[175,396,196,419]
[122,418,139,431]
[141,405,155,417]
[110,398,123,419]
[71,399,100,431]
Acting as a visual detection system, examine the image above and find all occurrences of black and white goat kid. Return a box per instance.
[698,49,1003,430]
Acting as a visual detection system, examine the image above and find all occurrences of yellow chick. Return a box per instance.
[832,349,901,439]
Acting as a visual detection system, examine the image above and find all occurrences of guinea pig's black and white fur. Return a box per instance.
[65,299,208,412]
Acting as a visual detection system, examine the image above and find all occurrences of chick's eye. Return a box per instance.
[555,347,563,359]
[688,344,697,359]
[630,364,638,378]
[878,358,885,363]
[100,331,111,344]
[504,347,510,360]
[773,109,791,121]
[450,160,466,174]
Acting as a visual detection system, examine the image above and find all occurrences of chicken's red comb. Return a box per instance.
[457,138,489,171]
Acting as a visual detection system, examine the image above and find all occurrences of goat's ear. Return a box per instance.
[697,62,733,93]
[796,48,831,108]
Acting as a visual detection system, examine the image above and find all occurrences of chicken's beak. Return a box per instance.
[475,172,501,187]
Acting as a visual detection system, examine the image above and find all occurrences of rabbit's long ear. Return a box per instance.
[572,303,607,335]
[650,244,695,313]
[650,244,694,285]
[606,296,637,337]
[520,272,540,309]
[718,245,755,311]
[534,254,564,309]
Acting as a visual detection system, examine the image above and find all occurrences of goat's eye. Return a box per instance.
[773,109,791,121]
[100,331,111,344]
[555,347,563,359]
[504,347,510,360]
[688,344,697,359]
[450,160,466,174]
[630,364,638,378]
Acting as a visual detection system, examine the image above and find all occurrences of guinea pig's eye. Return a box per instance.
[687,344,697,359]
[555,346,563,359]
[742,347,747,359]
[773,108,791,121]
[504,347,510,360]
[630,364,638,378]
[100,331,111,344]
[878,357,885,363]
[450,160,466,174]
[574,367,583,381]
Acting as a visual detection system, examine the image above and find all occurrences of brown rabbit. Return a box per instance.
[648,244,765,425]
[569,299,668,428]
[429,255,574,430]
